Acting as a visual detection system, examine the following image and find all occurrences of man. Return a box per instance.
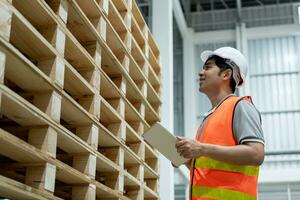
[175,47,265,200]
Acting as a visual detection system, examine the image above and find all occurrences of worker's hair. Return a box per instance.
[206,55,236,93]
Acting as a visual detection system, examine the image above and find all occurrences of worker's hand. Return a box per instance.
[175,136,205,159]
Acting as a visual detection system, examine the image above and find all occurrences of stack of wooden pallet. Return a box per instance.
[0,0,161,199]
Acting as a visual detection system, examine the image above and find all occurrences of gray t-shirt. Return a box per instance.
[198,95,265,145]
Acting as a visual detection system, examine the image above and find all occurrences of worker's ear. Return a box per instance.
[222,69,232,81]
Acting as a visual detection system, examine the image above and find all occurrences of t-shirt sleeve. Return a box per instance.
[233,99,265,145]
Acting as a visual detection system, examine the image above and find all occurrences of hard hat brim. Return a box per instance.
[200,50,216,63]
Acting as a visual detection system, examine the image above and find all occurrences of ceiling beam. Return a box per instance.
[236,0,242,23]
[255,0,264,6]
[196,1,204,11]
[220,0,229,9]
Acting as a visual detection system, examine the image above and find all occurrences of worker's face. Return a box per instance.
[198,59,223,94]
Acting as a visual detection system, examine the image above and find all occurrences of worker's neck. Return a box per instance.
[207,90,232,108]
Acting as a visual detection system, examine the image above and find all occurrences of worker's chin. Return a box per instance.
[199,86,205,93]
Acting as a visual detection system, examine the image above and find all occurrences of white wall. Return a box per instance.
[152,0,174,199]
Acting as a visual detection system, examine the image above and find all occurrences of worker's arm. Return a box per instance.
[175,136,264,166]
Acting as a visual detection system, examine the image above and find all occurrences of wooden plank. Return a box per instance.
[123,145,142,165]
[97,146,124,193]
[125,123,142,143]
[64,62,96,98]
[100,75,120,98]
[0,37,102,153]
[144,142,159,160]
[100,98,122,125]
[0,85,90,154]
[78,93,101,119]
[76,124,99,150]
[44,0,69,23]
[144,184,159,199]
[128,53,145,84]
[124,170,140,187]
[67,0,161,127]
[0,127,90,187]
[127,141,144,161]
[94,180,122,199]
[64,34,95,72]
[83,41,103,68]
[146,83,161,106]
[28,126,58,158]
[33,91,62,123]
[145,158,158,173]
[123,170,142,200]
[74,0,107,42]
[38,25,66,57]
[143,163,159,179]
[148,65,160,91]
[61,93,94,125]
[144,179,158,194]
[148,30,160,60]
[0,175,62,200]
[25,163,56,192]
[99,124,122,147]
[3,1,67,88]
[8,4,57,61]
[107,0,128,36]
[131,36,146,71]
[125,100,144,123]
[0,38,53,92]
[111,0,128,14]
[72,183,96,200]
[73,154,97,178]
[101,48,123,77]
[12,0,56,27]
[96,150,120,173]
[148,48,161,78]
[0,50,5,84]
[0,127,122,198]
[0,0,12,41]
[131,17,146,52]
[128,121,144,136]
[37,57,65,89]
[131,0,146,36]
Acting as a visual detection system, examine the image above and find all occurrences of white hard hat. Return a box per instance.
[200,47,248,87]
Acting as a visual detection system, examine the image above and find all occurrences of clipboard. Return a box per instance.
[142,123,187,167]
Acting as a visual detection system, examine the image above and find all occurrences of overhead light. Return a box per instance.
[298,6,300,24]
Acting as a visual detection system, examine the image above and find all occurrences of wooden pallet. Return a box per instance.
[0,0,161,199]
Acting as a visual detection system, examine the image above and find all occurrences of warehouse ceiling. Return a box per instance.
[180,0,300,31]
[136,0,300,31]
[182,0,300,11]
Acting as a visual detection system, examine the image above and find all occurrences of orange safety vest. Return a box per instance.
[190,96,259,200]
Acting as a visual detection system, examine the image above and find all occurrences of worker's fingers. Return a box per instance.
[179,149,191,158]
[176,143,191,155]
[176,136,184,140]
[182,152,192,159]
[175,139,187,148]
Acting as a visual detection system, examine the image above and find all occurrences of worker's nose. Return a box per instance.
[199,70,204,77]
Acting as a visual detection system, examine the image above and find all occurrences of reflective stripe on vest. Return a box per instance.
[195,157,259,177]
[191,96,259,200]
[192,186,257,200]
